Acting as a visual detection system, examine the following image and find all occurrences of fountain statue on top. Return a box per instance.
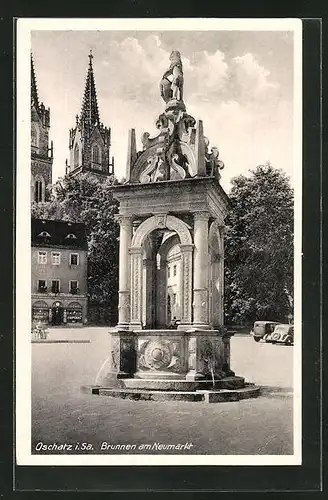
[125,50,225,184]
[160,50,185,110]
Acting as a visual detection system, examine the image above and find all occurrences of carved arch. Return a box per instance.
[208,220,223,260]
[157,233,180,261]
[131,214,192,248]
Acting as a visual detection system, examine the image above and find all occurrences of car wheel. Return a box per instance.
[271,332,280,342]
[253,337,260,342]
[285,337,293,346]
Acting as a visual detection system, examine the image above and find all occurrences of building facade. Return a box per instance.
[65,51,114,180]
[31,55,53,203]
[166,243,182,323]
[31,219,88,325]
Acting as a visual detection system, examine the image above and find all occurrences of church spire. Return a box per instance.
[79,50,100,127]
[31,53,39,110]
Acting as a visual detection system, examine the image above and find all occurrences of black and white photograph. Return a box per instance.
[16,18,302,466]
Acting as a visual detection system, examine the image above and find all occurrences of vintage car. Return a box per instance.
[250,321,280,342]
[264,324,294,346]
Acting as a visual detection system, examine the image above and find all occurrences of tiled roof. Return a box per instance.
[31,218,88,250]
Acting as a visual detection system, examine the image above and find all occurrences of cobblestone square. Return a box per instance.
[32,328,294,455]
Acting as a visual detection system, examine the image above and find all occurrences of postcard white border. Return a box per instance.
[16,17,302,466]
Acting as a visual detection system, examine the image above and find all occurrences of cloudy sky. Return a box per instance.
[31,28,296,192]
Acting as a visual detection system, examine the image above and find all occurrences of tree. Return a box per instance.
[224,164,294,325]
[32,174,120,325]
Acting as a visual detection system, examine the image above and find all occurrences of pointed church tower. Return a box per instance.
[66,51,114,180]
[31,54,53,202]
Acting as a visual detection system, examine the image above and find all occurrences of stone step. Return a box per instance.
[81,384,260,403]
[122,376,245,392]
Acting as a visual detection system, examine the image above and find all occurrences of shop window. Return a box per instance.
[32,300,49,322]
[67,302,83,323]
[38,251,47,264]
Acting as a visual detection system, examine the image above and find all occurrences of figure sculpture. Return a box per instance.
[160,50,184,103]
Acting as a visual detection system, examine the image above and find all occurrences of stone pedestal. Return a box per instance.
[89,327,259,403]
[97,327,234,385]
[107,330,137,379]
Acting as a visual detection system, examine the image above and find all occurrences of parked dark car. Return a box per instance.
[264,324,294,346]
[250,321,280,342]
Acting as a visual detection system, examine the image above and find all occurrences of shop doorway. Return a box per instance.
[52,302,64,325]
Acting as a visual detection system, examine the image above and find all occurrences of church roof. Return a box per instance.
[79,50,100,127]
[31,53,40,110]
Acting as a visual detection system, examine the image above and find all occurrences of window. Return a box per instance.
[38,251,47,264]
[51,252,61,265]
[31,125,38,147]
[51,280,60,294]
[168,266,171,278]
[173,265,177,276]
[34,179,44,202]
[92,144,100,164]
[38,280,47,293]
[65,233,77,240]
[70,253,79,265]
[173,293,177,304]
[69,280,79,295]
[74,144,79,168]
[38,231,51,239]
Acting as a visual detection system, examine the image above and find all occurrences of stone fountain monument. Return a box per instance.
[85,51,260,402]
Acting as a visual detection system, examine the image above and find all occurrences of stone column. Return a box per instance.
[193,212,210,328]
[129,247,143,330]
[63,308,67,324]
[179,244,193,328]
[156,258,167,328]
[219,229,225,326]
[143,258,154,328]
[210,258,221,328]
[117,215,133,329]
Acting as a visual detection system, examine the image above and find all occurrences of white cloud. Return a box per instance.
[231,52,279,103]
[35,33,292,193]
[185,49,228,98]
